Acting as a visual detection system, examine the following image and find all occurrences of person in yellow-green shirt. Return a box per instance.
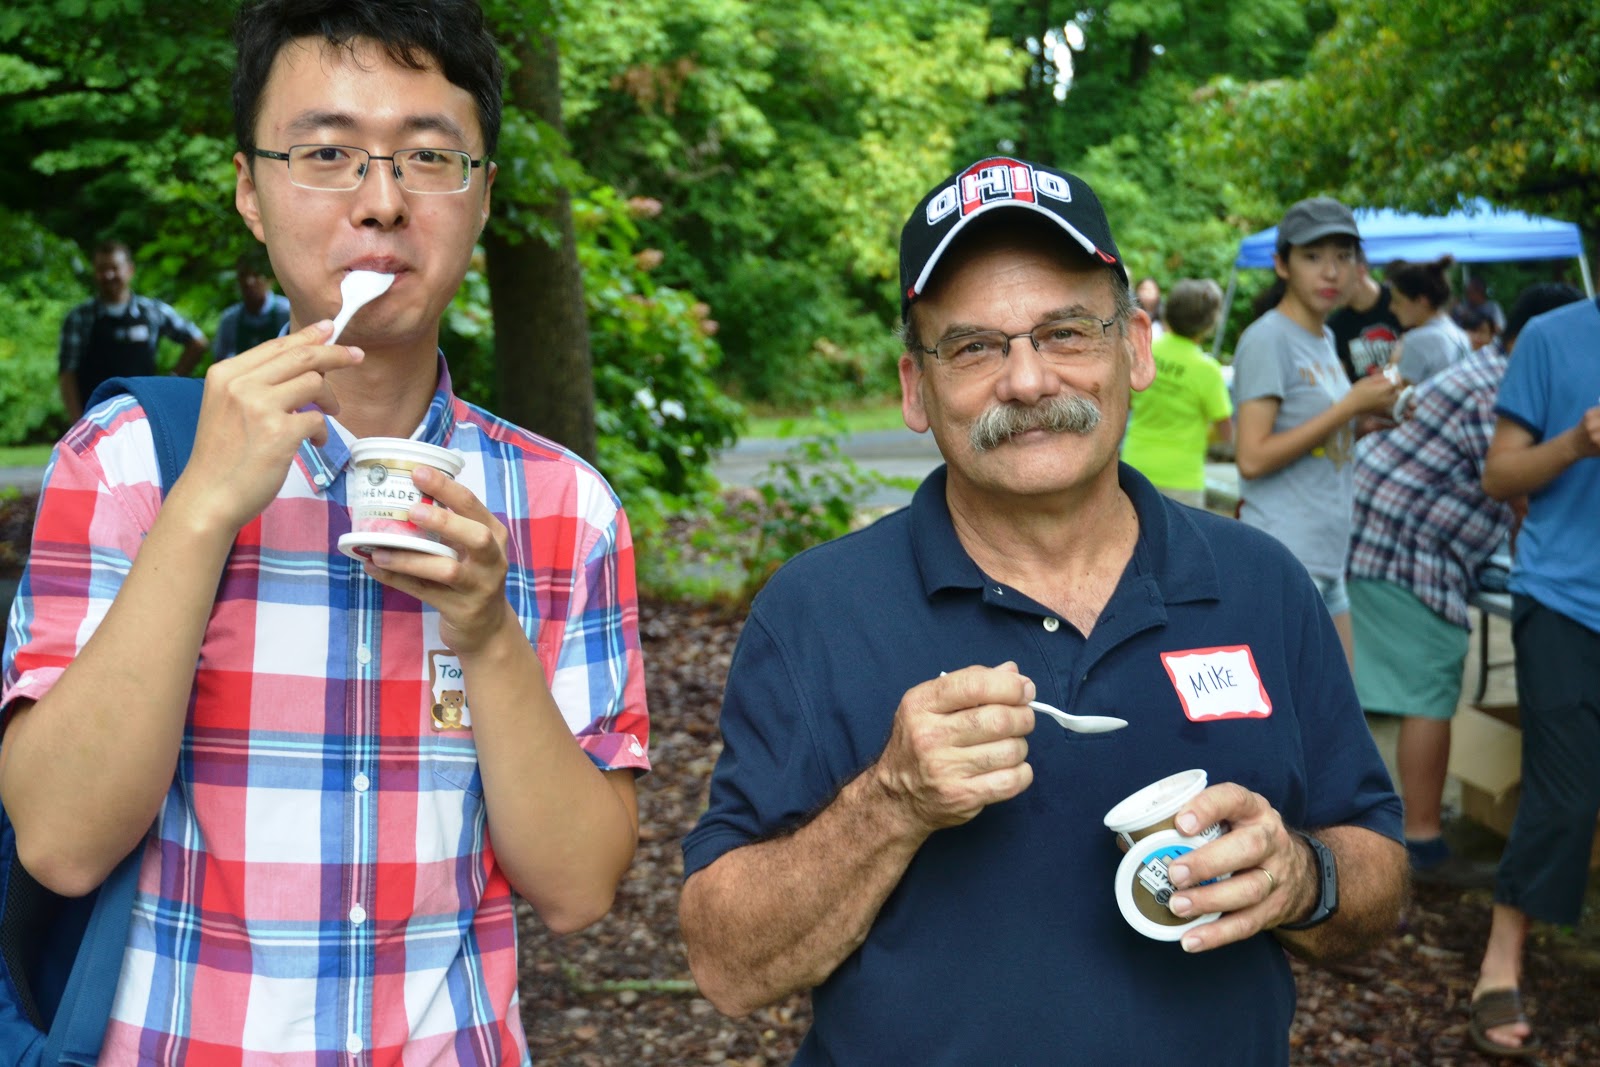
[1123,278,1234,508]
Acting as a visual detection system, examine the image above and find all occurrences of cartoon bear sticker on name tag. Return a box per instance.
[428,649,472,730]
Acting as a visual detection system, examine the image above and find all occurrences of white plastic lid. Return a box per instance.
[1112,829,1223,941]
[1103,769,1208,834]
[337,531,460,562]
[348,437,464,478]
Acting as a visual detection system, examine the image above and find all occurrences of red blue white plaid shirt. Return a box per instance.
[2,361,650,1065]
[1347,347,1514,629]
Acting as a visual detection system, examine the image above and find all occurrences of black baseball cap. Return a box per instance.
[899,156,1127,321]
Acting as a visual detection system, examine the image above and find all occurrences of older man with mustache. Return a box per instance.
[678,158,1406,1065]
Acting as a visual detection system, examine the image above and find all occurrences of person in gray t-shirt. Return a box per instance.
[1387,256,1471,387]
[1232,198,1400,667]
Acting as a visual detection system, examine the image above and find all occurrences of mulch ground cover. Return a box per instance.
[519,596,1600,1066]
[2,488,1596,1063]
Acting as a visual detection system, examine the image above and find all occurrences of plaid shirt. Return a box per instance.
[57,293,205,372]
[2,361,650,1065]
[1347,347,1513,629]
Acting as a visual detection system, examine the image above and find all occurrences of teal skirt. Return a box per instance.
[1350,578,1469,720]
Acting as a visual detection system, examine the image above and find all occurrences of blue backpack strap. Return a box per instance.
[84,376,206,491]
[35,376,203,1065]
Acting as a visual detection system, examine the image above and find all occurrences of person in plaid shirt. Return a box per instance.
[0,1,648,1063]
[1347,283,1583,890]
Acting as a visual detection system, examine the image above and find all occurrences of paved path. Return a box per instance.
[713,429,1242,512]
[0,466,45,494]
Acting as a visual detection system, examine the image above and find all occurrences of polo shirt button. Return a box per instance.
[349,903,367,925]
[1043,617,1060,632]
[353,772,371,792]
[346,1033,363,1055]
[356,645,372,665]
[314,472,331,488]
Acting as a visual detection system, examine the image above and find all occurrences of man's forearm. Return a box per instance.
[1274,825,1406,962]
[173,338,209,378]
[58,371,82,422]
[0,487,236,895]
[461,613,641,935]
[1483,427,1590,499]
[680,768,928,1017]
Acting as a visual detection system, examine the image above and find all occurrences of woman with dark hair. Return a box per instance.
[1231,198,1401,667]
[1387,255,1472,385]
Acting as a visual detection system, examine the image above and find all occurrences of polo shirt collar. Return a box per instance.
[908,461,1222,608]
[297,352,460,493]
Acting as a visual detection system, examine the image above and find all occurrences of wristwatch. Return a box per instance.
[1277,831,1339,930]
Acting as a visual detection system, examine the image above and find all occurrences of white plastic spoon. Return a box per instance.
[1028,697,1128,735]
[938,673,1128,734]
[327,270,395,344]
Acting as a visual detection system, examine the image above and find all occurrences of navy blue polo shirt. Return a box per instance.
[683,464,1401,1066]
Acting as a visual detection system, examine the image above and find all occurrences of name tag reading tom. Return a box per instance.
[1159,645,1272,722]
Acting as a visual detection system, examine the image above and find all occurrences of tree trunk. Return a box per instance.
[484,31,597,463]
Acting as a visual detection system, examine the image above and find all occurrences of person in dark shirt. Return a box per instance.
[1327,246,1400,381]
[56,240,209,419]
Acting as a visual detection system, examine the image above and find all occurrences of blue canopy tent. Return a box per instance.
[1214,199,1594,358]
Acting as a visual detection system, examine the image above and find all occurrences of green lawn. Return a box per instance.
[0,400,911,461]
[742,399,906,440]
[0,444,53,467]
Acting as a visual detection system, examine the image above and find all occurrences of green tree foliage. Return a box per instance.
[962,2,1331,315]
[1186,0,1600,251]
[561,0,1026,403]
[0,210,79,444]
[0,0,735,523]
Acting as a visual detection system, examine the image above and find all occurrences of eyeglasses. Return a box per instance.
[249,144,485,194]
[921,315,1120,372]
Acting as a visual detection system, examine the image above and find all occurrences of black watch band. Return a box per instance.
[1277,831,1339,931]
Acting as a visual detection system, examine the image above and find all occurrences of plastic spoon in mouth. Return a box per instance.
[328,270,395,344]
[938,672,1128,733]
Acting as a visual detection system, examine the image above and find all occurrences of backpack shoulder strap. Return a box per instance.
[27,376,204,1065]
[83,376,206,492]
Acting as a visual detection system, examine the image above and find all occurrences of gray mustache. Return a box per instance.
[970,394,1102,452]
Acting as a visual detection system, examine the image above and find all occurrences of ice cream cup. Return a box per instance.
[336,437,464,562]
[1112,829,1226,940]
[1103,768,1217,853]
[1104,769,1229,941]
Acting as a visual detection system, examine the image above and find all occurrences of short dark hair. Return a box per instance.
[1387,255,1455,310]
[1274,232,1359,262]
[236,252,274,278]
[232,0,505,156]
[93,239,132,261]
[1503,282,1584,350]
[1163,279,1223,340]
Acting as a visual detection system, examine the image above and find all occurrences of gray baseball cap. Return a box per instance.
[1278,197,1360,246]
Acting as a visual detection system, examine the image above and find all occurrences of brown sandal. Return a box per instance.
[1469,987,1540,1059]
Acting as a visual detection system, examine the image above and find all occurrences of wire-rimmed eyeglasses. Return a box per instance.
[921,315,1120,372]
[249,144,485,194]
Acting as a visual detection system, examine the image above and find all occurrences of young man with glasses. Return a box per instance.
[1,1,648,1063]
[680,157,1406,1064]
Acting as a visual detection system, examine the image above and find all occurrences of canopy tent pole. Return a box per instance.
[1579,237,1595,297]
[1212,267,1239,362]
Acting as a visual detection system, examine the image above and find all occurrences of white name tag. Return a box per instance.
[428,649,472,729]
[1159,645,1272,722]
